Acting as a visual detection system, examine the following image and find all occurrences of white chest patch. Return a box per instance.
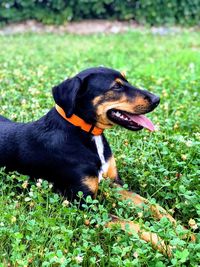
[93,136,109,182]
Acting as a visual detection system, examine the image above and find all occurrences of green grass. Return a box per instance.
[0,30,199,266]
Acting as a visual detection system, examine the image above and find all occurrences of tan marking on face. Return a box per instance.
[134,96,148,107]
[103,156,118,180]
[83,176,98,197]
[115,78,124,85]
[93,92,149,129]
[121,71,126,78]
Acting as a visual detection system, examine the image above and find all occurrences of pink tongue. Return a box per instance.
[126,114,155,131]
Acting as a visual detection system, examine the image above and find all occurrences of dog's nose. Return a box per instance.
[151,95,160,108]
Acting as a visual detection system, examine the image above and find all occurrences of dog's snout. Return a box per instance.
[141,91,160,112]
[151,95,160,108]
[143,91,160,109]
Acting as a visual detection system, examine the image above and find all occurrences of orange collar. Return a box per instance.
[55,104,103,136]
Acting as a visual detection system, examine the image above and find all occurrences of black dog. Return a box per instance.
[1,67,195,255]
[0,67,160,200]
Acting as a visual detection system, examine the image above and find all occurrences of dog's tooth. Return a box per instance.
[116,111,121,117]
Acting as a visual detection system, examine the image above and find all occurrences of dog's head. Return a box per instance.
[53,67,160,131]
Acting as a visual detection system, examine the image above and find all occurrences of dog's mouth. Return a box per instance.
[107,109,155,131]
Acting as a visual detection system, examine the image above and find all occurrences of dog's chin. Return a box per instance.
[107,109,144,131]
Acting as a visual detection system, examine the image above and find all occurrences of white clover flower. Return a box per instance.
[22,181,28,189]
[75,255,83,263]
[188,219,198,230]
[49,183,53,189]
[21,99,27,105]
[181,154,187,161]
[11,216,16,223]
[185,140,193,147]
[154,124,160,132]
[59,257,66,264]
[36,182,41,188]
[62,200,69,207]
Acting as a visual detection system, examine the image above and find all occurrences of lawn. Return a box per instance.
[0,29,199,266]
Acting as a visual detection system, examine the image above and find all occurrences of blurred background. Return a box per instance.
[0,0,200,27]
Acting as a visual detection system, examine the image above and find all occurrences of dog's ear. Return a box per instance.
[52,77,82,117]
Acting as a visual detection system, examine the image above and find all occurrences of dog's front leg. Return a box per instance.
[103,154,175,222]
[107,214,172,257]
[113,183,176,223]
[57,175,99,204]
[113,183,196,242]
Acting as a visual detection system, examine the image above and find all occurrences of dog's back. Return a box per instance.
[0,116,22,168]
[0,115,10,122]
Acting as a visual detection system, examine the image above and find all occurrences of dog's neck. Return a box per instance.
[55,104,103,136]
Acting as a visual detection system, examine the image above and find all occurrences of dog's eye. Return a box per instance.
[112,82,123,91]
